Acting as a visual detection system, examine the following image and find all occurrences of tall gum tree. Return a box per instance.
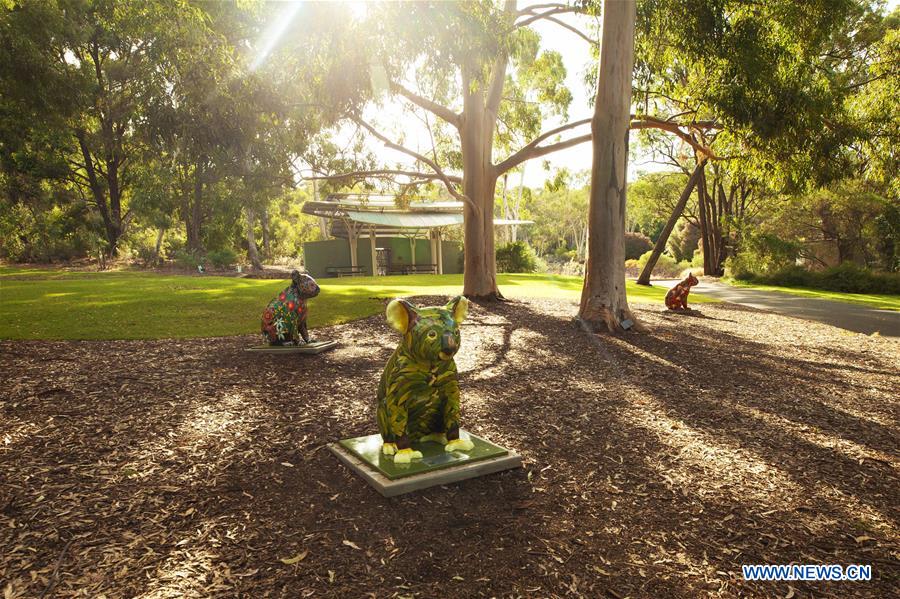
[311,1,591,299]
[312,1,722,299]
[577,0,642,332]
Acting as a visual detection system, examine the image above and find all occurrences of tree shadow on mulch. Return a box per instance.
[1,297,897,598]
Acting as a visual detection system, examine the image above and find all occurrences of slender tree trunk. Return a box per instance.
[246,207,263,270]
[153,228,166,263]
[261,207,271,257]
[636,160,705,285]
[512,165,525,242]
[578,0,642,333]
[501,173,511,243]
[75,129,120,256]
[697,167,712,274]
[186,163,204,253]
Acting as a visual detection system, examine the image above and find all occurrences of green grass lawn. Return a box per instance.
[0,267,717,340]
[725,279,900,311]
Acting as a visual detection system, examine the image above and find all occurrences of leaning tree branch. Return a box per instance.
[495,133,592,175]
[494,118,591,174]
[495,114,719,174]
[350,116,476,211]
[390,81,461,128]
[631,115,720,160]
[539,14,598,46]
[517,2,573,14]
[514,6,577,29]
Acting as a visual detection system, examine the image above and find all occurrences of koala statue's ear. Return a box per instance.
[386,299,419,334]
[445,295,469,324]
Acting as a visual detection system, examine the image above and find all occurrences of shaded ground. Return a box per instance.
[1,298,898,598]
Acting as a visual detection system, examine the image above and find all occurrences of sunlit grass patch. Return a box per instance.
[0,268,716,340]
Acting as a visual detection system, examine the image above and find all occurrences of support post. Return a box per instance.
[369,225,378,276]
[430,230,438,273]
[343,218,358,269]
[436,228,444,274]
[409,234,416,266]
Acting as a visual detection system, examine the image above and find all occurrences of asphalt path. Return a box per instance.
[648,279,900,337]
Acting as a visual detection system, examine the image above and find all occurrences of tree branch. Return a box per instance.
[496,133,592,174]
[630,116,720,159]
[350,116,475,210]
[305,169,461,184]
[390,82,461,128]
[514,6,577,29]
[495,118,591,173]
[539,14,598,46]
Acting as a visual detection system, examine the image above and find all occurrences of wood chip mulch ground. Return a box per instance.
[1,298,898,598]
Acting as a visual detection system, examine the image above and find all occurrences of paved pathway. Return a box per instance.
[649,279,900,337]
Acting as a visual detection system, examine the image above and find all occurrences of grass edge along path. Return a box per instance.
[724,278,900,312]
[1,268,716,340]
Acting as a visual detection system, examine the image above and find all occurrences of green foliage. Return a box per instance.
[725,232,801,279]
[636,250,691,278]
[207,248,238,269]
[172,250,203,271]
[624,232,653,260]
[496,241,544,273]
[733,263,900,295]
[627,172,684,241]
[0,201,96,262]
[668,220,700,263]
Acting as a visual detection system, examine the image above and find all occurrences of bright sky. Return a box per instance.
[343,2,610,189]
[272,0,900,190]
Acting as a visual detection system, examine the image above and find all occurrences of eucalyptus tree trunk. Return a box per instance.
[577,0,642,333]
[461,68,502,300]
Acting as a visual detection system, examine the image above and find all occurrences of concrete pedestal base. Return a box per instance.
[329,430,522,497]
[245,340,338,354]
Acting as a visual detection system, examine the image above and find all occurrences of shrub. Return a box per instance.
[207,247,238,269]
[496,241,542,273]
[667,221,700,262]
[636,250,690,278]
[624,232,653,260]
[733,262,900,294]
[624,258,640,277]
[172,249,203,270]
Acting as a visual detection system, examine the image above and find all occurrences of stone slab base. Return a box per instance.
[329,432,522,497]
[245,340,338,354]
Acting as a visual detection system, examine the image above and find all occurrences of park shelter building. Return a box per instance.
[301,194,531,278]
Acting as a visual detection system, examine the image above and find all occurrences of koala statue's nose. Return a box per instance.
[441,331,458,354]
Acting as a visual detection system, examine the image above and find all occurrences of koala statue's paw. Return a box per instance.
[419,432,448,445]
[393,448,423,464]
[381,442,398,456]
[445,438,474,453]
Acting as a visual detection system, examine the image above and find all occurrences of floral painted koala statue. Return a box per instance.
[261,270,320,345]
[376,296,474,464]
[665,273,699,310]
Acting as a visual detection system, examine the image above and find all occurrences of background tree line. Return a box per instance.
[1,0,897,298]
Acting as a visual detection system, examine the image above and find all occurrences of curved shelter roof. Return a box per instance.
[302,193,532,238]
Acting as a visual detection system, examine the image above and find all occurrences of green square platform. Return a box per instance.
[329,430,522,497]
[245,340,337,354]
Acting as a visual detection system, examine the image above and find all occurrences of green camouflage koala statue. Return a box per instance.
[376,296,474,464]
